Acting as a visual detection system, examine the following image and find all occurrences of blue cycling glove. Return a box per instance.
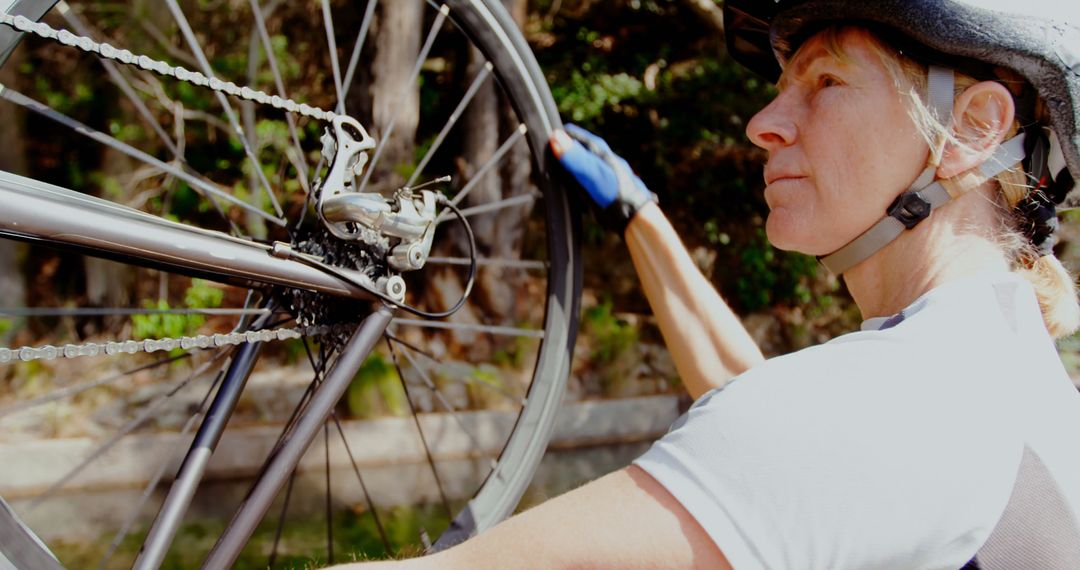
[550,124,657,232]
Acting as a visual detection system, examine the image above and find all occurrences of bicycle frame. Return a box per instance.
[0,168,398,568]
[0,170,380,301]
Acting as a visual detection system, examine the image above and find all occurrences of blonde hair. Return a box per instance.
[794,27,1080,337]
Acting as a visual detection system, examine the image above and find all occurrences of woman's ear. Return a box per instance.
[936,80,1016,179]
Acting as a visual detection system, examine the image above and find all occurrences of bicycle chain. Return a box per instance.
[0,12,385,364]
[0,323,364,364]
[0,12,338,123]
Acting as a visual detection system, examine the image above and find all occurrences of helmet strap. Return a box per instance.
[817,66,1028,274]
[1046,129,1077,205]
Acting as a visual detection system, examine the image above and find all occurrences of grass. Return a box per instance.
[48,503,454,569]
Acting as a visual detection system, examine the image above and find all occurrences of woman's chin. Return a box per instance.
[765,218,807,253]
[765,221,833,256]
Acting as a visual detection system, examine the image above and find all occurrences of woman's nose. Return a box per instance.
[746,95,797,151]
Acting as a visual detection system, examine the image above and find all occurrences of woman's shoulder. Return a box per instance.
[743,271,1059,391]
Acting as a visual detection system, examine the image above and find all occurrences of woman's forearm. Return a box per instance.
[625,203,763,398]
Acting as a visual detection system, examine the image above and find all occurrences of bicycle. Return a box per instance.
[0,0,581,567]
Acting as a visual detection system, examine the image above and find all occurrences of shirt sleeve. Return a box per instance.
[633,342,1022,570]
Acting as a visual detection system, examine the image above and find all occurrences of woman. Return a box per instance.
[343,1,1080,567]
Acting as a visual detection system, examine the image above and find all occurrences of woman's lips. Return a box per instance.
[763,176,807,208]
[764,173,806,185]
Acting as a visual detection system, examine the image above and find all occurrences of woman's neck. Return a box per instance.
[842,194,1011,320]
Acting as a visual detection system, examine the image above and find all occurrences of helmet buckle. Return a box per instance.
[887,191,932,229]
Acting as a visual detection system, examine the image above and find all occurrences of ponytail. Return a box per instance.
[1016,253,1080,338]
[998,167,1080,338]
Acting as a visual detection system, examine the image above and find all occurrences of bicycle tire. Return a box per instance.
[0,0,580,566]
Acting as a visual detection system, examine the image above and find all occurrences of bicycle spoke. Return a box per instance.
[385,333,521,404]
[405,62,494,188]
[357,5,449,193]
[391,318,544,339]
[0,85,286,226]
[447,124,527,208]
[59,5,178,158]
[163,0,285,219]
[175,165,242,235]
[26,349,229,509]
[0,353,190,419]
[58,4,241,235]
[385,337,453,520]
[323,420,334,564]
[440,192,538,224]
[262,337,331,458]
[261,341,328,568]
[340,0,378,103]
[58,1,238,232]
[331,413,392,556]
[396,345,490,460]
[426,256,546,270]
[320,0,345,115]
[64,6,245,234]
[248,0,309,186]
[96,368,226,570]
[267,469,297,568]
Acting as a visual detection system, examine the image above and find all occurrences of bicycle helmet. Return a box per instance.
[724,0,1080,273]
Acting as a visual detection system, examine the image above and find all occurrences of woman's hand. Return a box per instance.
[549,124,656,233]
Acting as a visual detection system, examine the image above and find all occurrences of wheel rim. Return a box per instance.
[0,0,579,566]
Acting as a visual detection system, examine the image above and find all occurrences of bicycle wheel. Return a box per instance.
[0,0,580,567]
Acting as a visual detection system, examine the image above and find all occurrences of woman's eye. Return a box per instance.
[819,75,841,89]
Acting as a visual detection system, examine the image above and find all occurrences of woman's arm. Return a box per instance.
[550,126,763,399]
[626,202,764,399]
[333,466,731,570]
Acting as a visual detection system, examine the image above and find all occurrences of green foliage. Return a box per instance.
[48,502,452,568]
[131,279,223,341]
[108,120,144,143]
[583,300,637,363]
[466,364,509,407]
[1057,333,1080,377]
[132,299,192,341]
[491,332,531,369]
[732,229,819,311]
[471,366,501,387]
[184,279,225,309]
[33,75,95,115]
[344,354,409,419]
[582,300,644,397]
[556,70,645,122]
[90,172,125,201]
[336,503,451,561]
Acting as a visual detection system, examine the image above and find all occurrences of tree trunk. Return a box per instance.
[84,147,137,334]
[243,14,267,240]
[367,1,422,194]
[462,0,532,323]
[0,43,28,339]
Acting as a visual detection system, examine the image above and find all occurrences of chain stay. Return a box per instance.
[0,13,337,123]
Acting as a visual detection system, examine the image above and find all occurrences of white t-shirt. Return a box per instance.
[634,272,1080,569]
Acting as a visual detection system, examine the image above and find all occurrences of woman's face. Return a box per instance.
[745,29,930,256]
